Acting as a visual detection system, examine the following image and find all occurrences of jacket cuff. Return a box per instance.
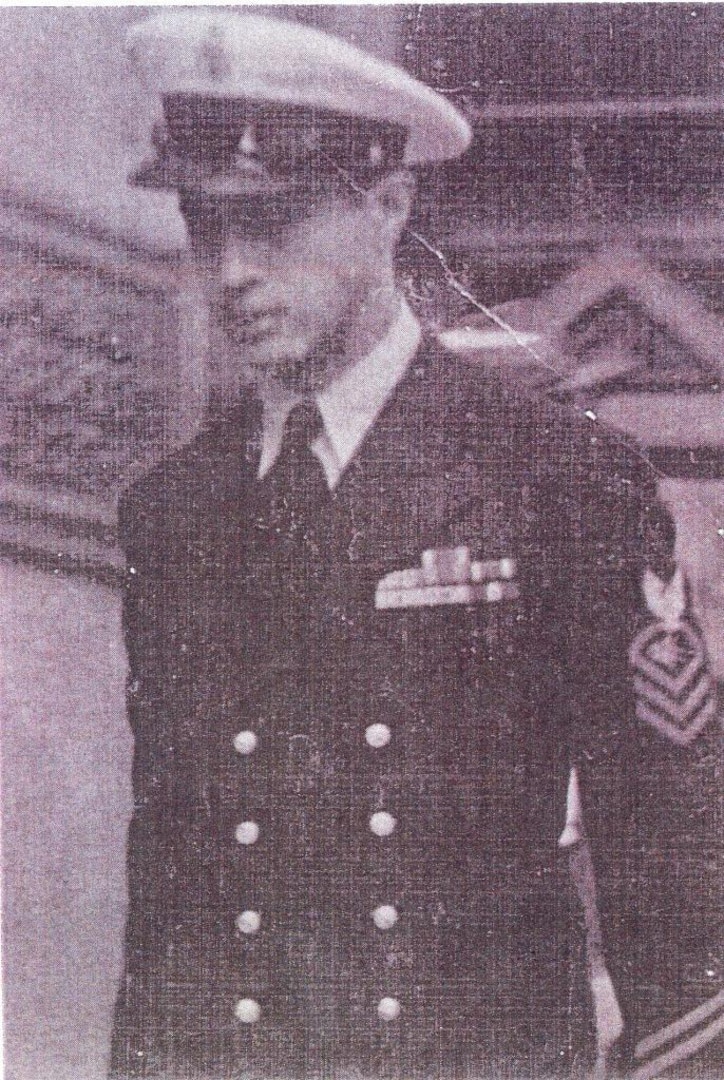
[626,989,724,1079]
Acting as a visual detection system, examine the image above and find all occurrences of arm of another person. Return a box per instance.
[557,422,723,1080]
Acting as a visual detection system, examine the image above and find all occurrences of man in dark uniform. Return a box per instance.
[111,12,722,1080]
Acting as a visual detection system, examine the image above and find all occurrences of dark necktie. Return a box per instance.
[265,399,330,539]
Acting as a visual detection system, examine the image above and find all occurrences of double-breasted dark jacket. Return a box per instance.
[110,336,722,1080]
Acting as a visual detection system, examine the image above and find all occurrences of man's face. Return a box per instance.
[185,187,397,396]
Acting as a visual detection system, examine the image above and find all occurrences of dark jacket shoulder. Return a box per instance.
[117,398,258,557]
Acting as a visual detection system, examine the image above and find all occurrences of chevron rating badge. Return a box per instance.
[629,567,716,746]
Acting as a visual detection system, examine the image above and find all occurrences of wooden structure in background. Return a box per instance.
[543,249,724,476]
[439,246,724,463]
[405,5,724,304]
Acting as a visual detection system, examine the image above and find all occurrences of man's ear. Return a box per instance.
[366,170,415,235]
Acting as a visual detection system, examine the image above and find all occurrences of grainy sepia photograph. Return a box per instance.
[0,5,722,1080]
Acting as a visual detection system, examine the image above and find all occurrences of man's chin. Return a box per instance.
[243,340,326,394]
[216,321,351,394]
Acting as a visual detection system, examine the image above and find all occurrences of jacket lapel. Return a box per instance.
[156,396,263,572]
[331,337,513,578]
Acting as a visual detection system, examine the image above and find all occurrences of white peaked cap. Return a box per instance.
[126,11,473,165]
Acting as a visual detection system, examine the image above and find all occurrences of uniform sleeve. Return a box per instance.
[112,481,198,1073]
[552,422,723,1079]
[118,482,185,815]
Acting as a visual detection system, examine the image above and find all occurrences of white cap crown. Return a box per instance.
[126,11,472,166]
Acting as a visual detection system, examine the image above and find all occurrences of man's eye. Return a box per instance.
[182,195,313,252]
[230,200,310,239]
[233,215,284,241]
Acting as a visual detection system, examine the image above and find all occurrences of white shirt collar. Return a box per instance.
[258,299,421,489]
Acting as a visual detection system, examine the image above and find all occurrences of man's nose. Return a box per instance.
[219,239,267,291]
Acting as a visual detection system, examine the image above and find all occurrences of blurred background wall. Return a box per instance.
[1,7,723,1080]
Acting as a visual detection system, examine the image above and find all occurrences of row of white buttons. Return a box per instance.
[369,723,398,1021]
[233,723,392,757]
[235,905,398,936]
[233,724,398,1023]
[234,996,401,1025]
[235,811,395,846]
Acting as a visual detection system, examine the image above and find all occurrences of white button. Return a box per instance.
[365,723,391,748]
[233,731,258,755]
[235,821,260,845]
[236,910,261,934]
[372,904,398,930]
[377,996,401,1021]
[369,811,396,837]
[486,581,504,602]
[234,998,261,1024]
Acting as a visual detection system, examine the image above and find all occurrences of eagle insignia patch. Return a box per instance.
[629,568,716,746]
